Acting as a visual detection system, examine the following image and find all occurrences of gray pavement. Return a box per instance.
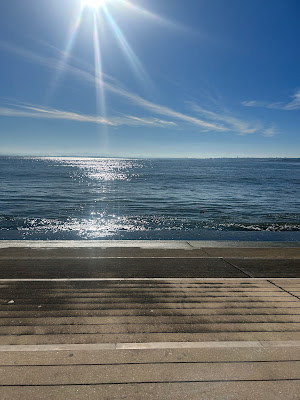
[0,241,299,399]
[1,246,300,259]
[0,258,299,278]
[0,258,248,278]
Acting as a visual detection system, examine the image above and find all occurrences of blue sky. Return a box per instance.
[0,0,299,157]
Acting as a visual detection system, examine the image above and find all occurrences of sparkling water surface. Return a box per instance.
[1,156,300,240]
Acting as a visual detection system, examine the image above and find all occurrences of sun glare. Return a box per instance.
[81,0,107,9]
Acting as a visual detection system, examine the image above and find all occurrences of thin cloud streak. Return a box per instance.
[190,103,264,135]
[262,126,277,137]
[242,89,300,110]
[242,100,268,108]
[0,102,177,128]
[0,41,228,132]
[64,59,227,131]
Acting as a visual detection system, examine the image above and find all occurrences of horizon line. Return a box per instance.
[0,154,299,160]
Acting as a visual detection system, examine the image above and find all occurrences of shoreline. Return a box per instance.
[2,230,300,242]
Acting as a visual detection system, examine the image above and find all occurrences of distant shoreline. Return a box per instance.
[0,155,300,160]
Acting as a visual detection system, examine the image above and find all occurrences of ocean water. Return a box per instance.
[0,156,300,241]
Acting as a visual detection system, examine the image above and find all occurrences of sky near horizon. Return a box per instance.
[0,0,299,158]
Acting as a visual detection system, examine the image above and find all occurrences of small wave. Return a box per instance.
[217,222,300,232]
[1,215,298,240]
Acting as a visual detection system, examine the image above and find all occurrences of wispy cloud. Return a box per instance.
[281,89,300,110]
[115,114,177,127]
[242,89,300,111]
[0,41,229,132]
[0,41,273,136]
[189,103,264,135]
[242,100,268,108]
[262,126,277,137]
[0,101,177,128]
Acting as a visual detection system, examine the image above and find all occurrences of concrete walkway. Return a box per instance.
[0,241,299,399]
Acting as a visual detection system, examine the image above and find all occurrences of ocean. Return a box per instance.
[0,156,300,241]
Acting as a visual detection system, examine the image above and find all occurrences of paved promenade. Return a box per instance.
[0,241,299,399]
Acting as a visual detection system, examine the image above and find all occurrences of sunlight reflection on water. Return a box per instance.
[48,157,142,181]
[1,157,300,240]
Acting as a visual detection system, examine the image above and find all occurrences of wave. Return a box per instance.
[1,216,299,240]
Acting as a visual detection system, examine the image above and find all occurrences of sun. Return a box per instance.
[81,0,107,9]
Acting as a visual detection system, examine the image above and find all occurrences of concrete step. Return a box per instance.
[1,295,296,305]
[2,380,299,400]
[0,288,286,295]
[0,243,300,399]
[0,257,299,278]
[1,322,300,336]
[0,248,211,259]
[1,314,300,326]
[1,246,300,259]
[1,279,299,344]
[1,307,300,318]
[2,300,300,309]
[1,331,300,345]
[225,259,300,278]
[0,258,248,279]
[1,360,300,385]
[0,280,282,284]
[0,345,299,399]
[1,346,299,365]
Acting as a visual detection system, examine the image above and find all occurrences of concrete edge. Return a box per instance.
[1,240,300,249]
[0,241,191,249]
[0,278,295,282]
[0,341,300,352]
